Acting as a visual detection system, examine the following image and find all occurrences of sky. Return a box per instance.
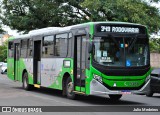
[1,1,160,36]
[151,1,160,8]
[2,25,19,36]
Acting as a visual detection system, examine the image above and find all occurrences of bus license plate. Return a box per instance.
[121,90,131,94]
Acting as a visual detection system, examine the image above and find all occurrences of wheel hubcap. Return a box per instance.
[67,82,73,94]
[24,77,27,88]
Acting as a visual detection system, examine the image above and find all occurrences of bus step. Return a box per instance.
[34,84,40,88]
[73,91,85,95]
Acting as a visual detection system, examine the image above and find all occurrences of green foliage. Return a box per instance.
[0,0,160,33]
[0,41,8,62]
[0,7,4,33]
[81,0,160,33]
[149,38,160,53]
[0,27,4,33]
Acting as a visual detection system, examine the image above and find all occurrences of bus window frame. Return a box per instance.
[54,32,69,58]
[8,41,14,58]
[20,39,28,58]
[42,35,54,58]
[27,38,33,58]
[67,32,73,58]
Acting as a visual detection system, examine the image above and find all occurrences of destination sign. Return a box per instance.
[96,24,146,34]
[101,26,139,33]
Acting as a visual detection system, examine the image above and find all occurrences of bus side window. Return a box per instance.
[55,33,68,57]
[8,42,14,58]
[42,35,54,58]
[27,39,33,57]
[20,40,28,58]
[67,32,72,57]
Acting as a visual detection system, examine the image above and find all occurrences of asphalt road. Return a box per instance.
[0,74,160,114]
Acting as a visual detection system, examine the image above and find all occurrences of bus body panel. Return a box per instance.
[40,58,64,88]
[7,58,14,80]
[23,58,34,84]
[48,58,74,90]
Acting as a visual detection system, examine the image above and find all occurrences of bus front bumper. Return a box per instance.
[90,79,150,95]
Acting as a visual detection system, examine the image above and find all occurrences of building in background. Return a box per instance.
[0,32,11,45]
[149,33,160,68]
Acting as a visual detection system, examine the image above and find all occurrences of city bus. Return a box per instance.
[7,22,151,100]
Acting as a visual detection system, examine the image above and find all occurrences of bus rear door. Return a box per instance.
[33,40,41,85]
[14,43,20,81]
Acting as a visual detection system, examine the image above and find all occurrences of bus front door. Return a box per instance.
[33,41,41,85]
[74,35,88,92]
[14,43,20,81]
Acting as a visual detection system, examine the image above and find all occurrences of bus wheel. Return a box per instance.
[22,72,32,90]
[146,91,153,97]
[66,77,75,99]
[109,94,122,101]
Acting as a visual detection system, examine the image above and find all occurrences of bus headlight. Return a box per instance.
[93,74,102,83]
[145,75,150,83]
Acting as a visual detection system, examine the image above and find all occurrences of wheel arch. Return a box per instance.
[22,69,27,82]
[62,72,71,96]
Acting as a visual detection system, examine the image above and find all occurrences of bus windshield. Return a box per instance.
[93,36,149,67]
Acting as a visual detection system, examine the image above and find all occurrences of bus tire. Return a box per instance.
[66,77,76,99]
[146,91,153,97]
[109,94,122,101]
[22,72,32,90]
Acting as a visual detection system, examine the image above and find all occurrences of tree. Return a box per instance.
[81,0,160,33]
[0,0,160,33]
[0,26,4,33]
[0,40,8,62]
[149,37,160,53]
[0,5,4,33]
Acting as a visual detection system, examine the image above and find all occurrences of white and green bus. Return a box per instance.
[7,22,151,100]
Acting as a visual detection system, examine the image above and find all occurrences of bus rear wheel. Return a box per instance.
[109,94,122,101]
[22,72,32,90]
[66,77,75,99]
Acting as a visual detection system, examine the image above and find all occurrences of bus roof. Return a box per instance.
[10,21,146,40]
[28,27,60,35]
[92,21,144,26]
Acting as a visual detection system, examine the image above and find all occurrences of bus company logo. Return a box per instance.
[2,107,11,112]
[124,82,139,87]
[124,82,128,86]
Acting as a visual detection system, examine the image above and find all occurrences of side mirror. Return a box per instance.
[88,42,93,53]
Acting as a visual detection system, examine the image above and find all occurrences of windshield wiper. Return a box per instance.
[128,36,137,51]
[109,35,120,49]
